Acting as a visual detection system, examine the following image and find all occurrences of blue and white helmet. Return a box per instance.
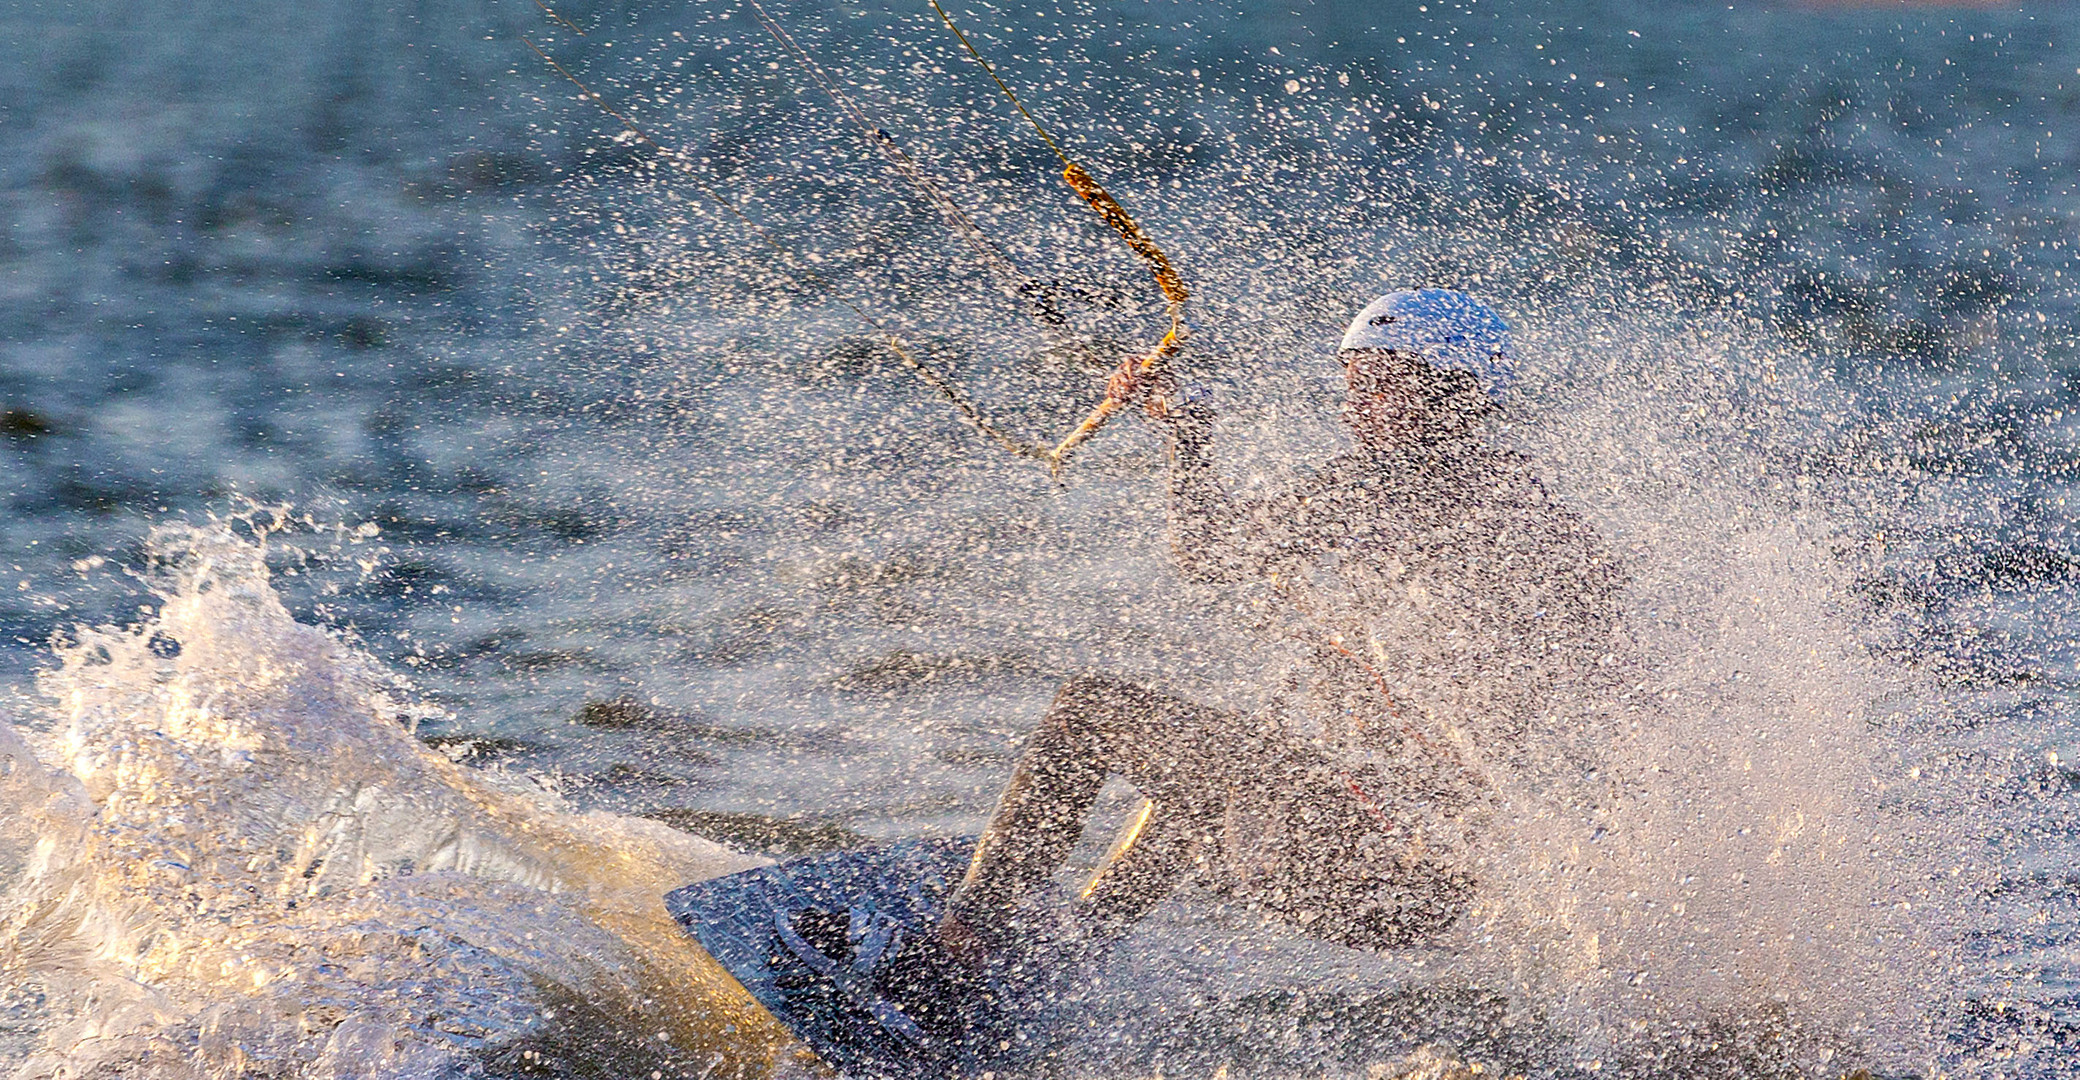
[1339,288,1515,401]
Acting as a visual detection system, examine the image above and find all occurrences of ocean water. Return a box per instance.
[2,0,2078,1076]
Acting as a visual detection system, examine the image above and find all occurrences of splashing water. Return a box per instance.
[1011,306,1969,1079]
[5,0,2077,1077]
[0,522,816,1079]
[0,358,1975,1080]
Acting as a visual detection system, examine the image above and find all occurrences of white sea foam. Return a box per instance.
[1442,310,1962,1072]
[0,523,813,1079]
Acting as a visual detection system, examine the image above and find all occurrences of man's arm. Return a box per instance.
[1159,400,1244,584]
[1109,357,1311,585]
[1152,393,1313,586]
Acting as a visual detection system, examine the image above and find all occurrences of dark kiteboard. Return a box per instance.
[666,837,1091,1080]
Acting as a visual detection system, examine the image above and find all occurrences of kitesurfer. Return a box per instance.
[936,289,1625,966]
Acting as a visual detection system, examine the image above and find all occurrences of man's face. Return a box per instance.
[1341,348,1490,450]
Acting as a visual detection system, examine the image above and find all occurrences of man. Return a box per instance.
[934,289,1623,982]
